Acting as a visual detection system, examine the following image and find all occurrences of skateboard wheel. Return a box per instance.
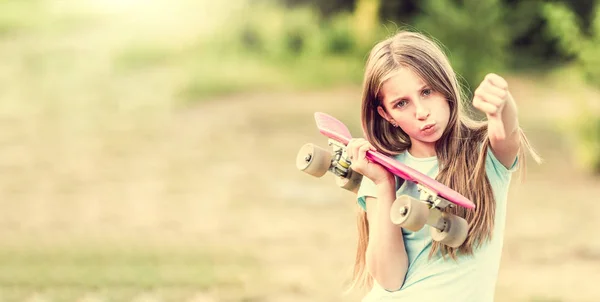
[390,195,429,232]
[430,214,468,248]
[335,169,363,193]
[296,143,333,177]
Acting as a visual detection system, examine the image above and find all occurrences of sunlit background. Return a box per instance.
[0,0,599,301]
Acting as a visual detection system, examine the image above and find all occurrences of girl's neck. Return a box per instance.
[408,141,436,158]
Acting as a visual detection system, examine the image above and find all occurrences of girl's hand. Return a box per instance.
[472,73,514,141]
[346,138,394,185]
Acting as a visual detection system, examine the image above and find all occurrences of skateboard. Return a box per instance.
[296,112,476,248]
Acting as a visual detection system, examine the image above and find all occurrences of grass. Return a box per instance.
[0,244,261,301]
[0,247,212,287]
[529,298,562,302]
[177,52,365,103]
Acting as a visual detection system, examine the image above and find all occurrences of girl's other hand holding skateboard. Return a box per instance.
[347,138,394,186]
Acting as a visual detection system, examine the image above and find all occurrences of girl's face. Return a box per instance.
[377,67,450,153]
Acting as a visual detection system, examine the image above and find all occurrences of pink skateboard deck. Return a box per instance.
[314,112,475,210]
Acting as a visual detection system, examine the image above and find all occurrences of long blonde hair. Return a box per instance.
[348,30,541,291]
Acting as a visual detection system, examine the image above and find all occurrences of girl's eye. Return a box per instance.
[396,100,408,108]
[422,88,432,96]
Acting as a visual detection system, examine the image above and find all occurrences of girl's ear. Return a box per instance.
[377,105,391,123]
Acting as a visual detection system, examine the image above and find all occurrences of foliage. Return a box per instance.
[542,1,600,173]
[542,1,600,85]
[178,1,387,100]
[413,0,510,95]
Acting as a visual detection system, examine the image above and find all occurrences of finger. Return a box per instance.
[473,96,499,115]
[488,115,506,140]
[347,139,357,160]
[476,90,504,107]
[349,138,362,153]
[357,143,371,162]
[480,83,507,100]
[348,138,366,160]
[485,73,508,90]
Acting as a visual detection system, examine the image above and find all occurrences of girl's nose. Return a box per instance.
[416,104,430,120]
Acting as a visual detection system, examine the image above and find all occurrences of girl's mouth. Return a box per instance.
[420,122,437,134]
[420,122,436,131]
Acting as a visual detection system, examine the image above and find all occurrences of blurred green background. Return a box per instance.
[0,0,599,301]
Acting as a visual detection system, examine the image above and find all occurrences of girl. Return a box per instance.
[345,31,540,301]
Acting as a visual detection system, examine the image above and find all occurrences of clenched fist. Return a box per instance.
[472,73,514,140]
[346,138,394,186]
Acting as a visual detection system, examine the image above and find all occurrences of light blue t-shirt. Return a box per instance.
[356,148,517,302]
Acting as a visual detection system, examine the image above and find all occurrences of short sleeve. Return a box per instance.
[485,147,518,183]
[485,148,518,234]
[356,175,378,211]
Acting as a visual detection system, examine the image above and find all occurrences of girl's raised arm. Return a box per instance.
[472,73,521,169]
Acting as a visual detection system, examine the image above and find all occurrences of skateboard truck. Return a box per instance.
[417,184,453,209]
[327,138,352,178]
[295,139,362,193]
[326,139,363,193]
[415,184,457,232]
